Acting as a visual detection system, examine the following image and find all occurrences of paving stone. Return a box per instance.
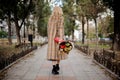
[2,45,114,80]
[35,76,49,80]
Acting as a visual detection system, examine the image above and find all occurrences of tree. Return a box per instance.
[0,0,15,44]
[13,0,35,45]
[76,0,87,44]
[112,0,120,51]
[62,0,77,40]
[107,17,114,35]
[102,0,120,51]
[64,17,72,36]
[35,0,51,37]
[98,15,113,38]
[0,0,35,45]
[98,15,108,37]
[102,0,113,10]
[89,0,106,48]
[78,0,106,44]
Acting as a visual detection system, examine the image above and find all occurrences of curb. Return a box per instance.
[93,59,120,80]
[0,47,37,74]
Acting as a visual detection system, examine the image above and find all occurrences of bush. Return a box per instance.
[0,31,7,38]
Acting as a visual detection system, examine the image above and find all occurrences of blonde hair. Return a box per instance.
[48,6,64,27]
[52,6,63,16]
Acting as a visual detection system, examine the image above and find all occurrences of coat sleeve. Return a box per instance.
[59,17,64,40]
[47,16,52,37]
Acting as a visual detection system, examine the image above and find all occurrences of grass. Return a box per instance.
[0,41,46,58]
[88,43,111,49]
[75,41,111,49]
[74,41,111,57]
[0,44,22,58]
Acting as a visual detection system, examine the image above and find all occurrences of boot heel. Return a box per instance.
[56,64,60,71]
[52,65,59,75]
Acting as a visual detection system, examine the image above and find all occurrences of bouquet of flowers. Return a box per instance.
[54,37,73,54]
[59,41,73,54]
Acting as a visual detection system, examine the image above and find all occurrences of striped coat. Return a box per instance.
[47,7,68,61]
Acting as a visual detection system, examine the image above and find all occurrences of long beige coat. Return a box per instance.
[47,6,68,61]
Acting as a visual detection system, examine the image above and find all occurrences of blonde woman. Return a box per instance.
[47,6,68,75]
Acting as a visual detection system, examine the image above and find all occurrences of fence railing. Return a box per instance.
[75,44,89,54]
[0,46,37,71]
[93,49,120,79]
[75,43,120,79]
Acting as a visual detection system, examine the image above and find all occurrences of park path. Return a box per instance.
[2,44,113,80]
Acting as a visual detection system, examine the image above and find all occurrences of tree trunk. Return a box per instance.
[113,9,120,51]
[71,19,75,41]
[86,17,89,46]
[13,6,21,45]
[7,13,12,45]
[72,29,74,40]
[86,18,89,39]
[14,19,21,45]
[94,18,98,48]
[113,34,120,51]
[82,16,85,44]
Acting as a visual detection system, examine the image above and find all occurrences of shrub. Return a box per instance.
[0,31,7,38]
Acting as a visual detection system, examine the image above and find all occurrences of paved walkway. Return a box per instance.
[2,45,114,80]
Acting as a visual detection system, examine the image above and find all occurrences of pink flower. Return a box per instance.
[54,37,59,43]
[54,37,64,43]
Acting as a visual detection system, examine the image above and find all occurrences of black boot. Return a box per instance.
[56,64,60,71]
[52,65,59,75]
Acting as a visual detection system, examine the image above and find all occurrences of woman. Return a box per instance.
[47,6,68,75]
